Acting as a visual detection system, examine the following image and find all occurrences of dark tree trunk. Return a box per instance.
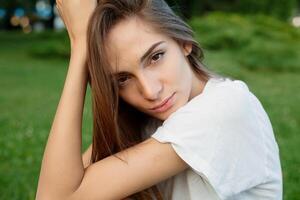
[44,0,55,29]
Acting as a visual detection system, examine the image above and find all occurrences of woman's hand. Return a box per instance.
[56,0,97,45]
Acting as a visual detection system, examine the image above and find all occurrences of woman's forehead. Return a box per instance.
[107,16,160,45]
[106,16,171,72]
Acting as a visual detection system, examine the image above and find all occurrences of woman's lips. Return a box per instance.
[150,93,175,113]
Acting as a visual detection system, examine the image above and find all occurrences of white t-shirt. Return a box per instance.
[143,77,282,200]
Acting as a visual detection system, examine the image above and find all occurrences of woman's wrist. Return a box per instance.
[69,40,88,74]
[70,37,87,52]
[71,38,88,58]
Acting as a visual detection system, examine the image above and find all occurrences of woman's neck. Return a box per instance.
[189,72,208,101]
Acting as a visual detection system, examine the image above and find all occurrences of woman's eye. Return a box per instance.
[150,52,165,64]
[117,76,130,87]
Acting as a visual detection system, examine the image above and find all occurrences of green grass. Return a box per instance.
[0,31,93,200]
[0,15,300,199]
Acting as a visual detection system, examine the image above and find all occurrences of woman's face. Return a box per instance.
[106,16,205,120]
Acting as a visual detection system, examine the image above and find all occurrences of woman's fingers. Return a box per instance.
[54,0,97,43]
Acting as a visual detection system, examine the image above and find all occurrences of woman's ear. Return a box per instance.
[182,42,192,56]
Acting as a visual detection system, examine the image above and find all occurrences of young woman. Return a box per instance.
[36,0,282,199]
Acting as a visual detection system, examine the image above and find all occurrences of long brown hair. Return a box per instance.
[86,0,214,199]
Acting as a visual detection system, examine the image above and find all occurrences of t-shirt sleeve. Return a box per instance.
[151,84,268,199]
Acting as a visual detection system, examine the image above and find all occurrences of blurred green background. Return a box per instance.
[0,0,300,199]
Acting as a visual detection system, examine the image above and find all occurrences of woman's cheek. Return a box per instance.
[120,87,139,105]
[163,56,179,78]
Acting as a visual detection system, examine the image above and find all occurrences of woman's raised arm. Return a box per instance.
[36,1,189,200]
[35,0,96,199]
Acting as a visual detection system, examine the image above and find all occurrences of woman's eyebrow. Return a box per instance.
[112,41,166,76]
[140,41,166,63]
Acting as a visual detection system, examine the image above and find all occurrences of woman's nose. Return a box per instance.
[138,74,162,101]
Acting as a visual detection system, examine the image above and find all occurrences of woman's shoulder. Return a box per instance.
[166,77,254,122]
[200,77,251,102]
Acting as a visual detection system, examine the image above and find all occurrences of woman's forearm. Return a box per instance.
[36,42,88,199]
[82,143,93,169]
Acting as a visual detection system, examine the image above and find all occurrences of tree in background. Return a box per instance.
[0,0,55,30]
[166,0,298,21]
[236,0,297,21]
[1,0,299,30]
[44,0,55,29]
[0,0,35,29]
